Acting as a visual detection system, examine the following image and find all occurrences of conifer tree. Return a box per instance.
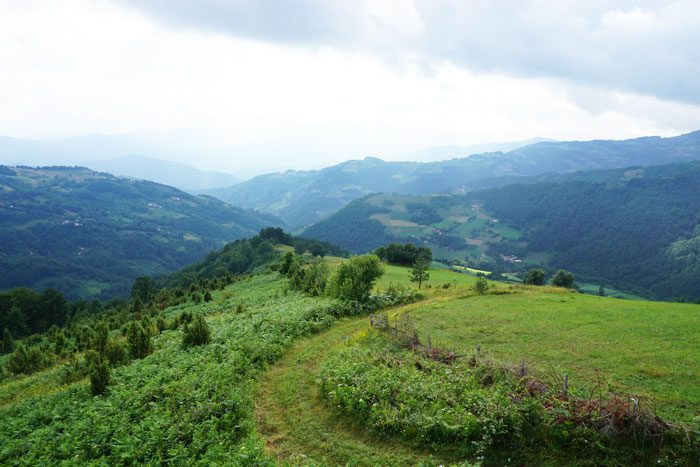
[1,328,13,354]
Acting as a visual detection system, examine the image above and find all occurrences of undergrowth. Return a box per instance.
[318,324,700,465]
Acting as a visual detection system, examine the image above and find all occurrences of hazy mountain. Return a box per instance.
[86,155,238,191]
[0,134,240,191]
[396,137,554,162]
[207,131,700,228]
[0,165,282,299]
[302,160,700,301]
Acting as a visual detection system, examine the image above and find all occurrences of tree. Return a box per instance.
[409,257,431,289]
[551,269,575,288]
[474,277,489,294]
[1,328,13,354]
[327,255,384,303]
[131,276,156,304]
[182,315,211,347]
[89,354,110,396]
[127,321,152,359]
[523,269,546,285]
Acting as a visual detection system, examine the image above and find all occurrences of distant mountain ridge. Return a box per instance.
[206,131,700,227]
[0,165,282,299]
[86,154,239,191]
[0,134,240,191]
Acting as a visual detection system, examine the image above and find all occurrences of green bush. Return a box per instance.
[88,354,110,396]
[523,269,546,285]
[551,269,575,288]
[474,277,489,294]
[327,254,384,303]
[127,321,152,359]
[182,315,211,347]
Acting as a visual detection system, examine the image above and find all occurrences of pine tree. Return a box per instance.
[127,321,152,359]
[182,315,211,347]
[1,328,14,354]
[89,354,110,396]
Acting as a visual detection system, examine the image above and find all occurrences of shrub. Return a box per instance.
[127,321,152,359]
[89,354,110,396]
[2,328,14,354]
[203,290,212,302]
[327,254,384,303]
[182,315,211,347]
[104,339,128,367]
[551,269,575,288]
[523,269,546,285]
[474,277,489,294]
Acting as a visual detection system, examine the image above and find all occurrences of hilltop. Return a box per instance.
[0,166,282,299]
[206,131,700,227]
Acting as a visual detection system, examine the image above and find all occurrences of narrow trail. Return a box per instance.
[254,300,460,466]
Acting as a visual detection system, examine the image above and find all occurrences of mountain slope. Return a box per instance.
[86,155,238,191]
[302,161,700,301]
[207,131,700,227]
[0,166,282,299]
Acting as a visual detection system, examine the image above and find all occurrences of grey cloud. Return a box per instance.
[117,0,700,104]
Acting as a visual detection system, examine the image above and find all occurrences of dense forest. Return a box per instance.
[0,166,283,300]
[473,165,700,301]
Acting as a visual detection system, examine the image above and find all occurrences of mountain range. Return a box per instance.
[0,165,281,299]
[0,134,239,191]
[302,160,700,301]
[206,131,700,228]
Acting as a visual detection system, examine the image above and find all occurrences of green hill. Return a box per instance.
[1,247,697,465]
[207,131,700,227]
[302,161,700,301]
[0,166,283,300]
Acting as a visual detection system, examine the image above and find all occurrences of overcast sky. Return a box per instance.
[1,0,699,174]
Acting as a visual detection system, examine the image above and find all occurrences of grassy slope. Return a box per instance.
[256,265,699,464]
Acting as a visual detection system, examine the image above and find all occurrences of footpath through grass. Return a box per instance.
[256,268,700,464]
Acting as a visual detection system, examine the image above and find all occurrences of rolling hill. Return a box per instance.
[302,161,700,301]
[0,165,282,299]
[206,130,700,227]
[1,240,697,465]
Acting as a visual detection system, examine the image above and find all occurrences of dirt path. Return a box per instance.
[254,314,452,466]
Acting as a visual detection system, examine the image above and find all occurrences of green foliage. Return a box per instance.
[88,354,110,396]
[1,328,13,354]
[409,257,430,290]
[474,276,489,294]
[300,261,329,297]
[327,255,384,303]
[375,243,432,266]
[6,343,52,375]
[0,287,68,338]
[126,321,152,359]
[551,269,575,288]
[523,269,546,285]
[182,315,211,347]
[0,273,351,464]
[131,276,155,304]
[318,333,699,464]
[103,339,128,367]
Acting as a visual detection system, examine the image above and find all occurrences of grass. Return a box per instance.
[406,288,700,426]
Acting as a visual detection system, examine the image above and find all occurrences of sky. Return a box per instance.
[1,0,699,175]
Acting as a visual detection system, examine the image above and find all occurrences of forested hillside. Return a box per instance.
[207,131,700,227]
[0,166,282,300]
[303,161,700,301]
